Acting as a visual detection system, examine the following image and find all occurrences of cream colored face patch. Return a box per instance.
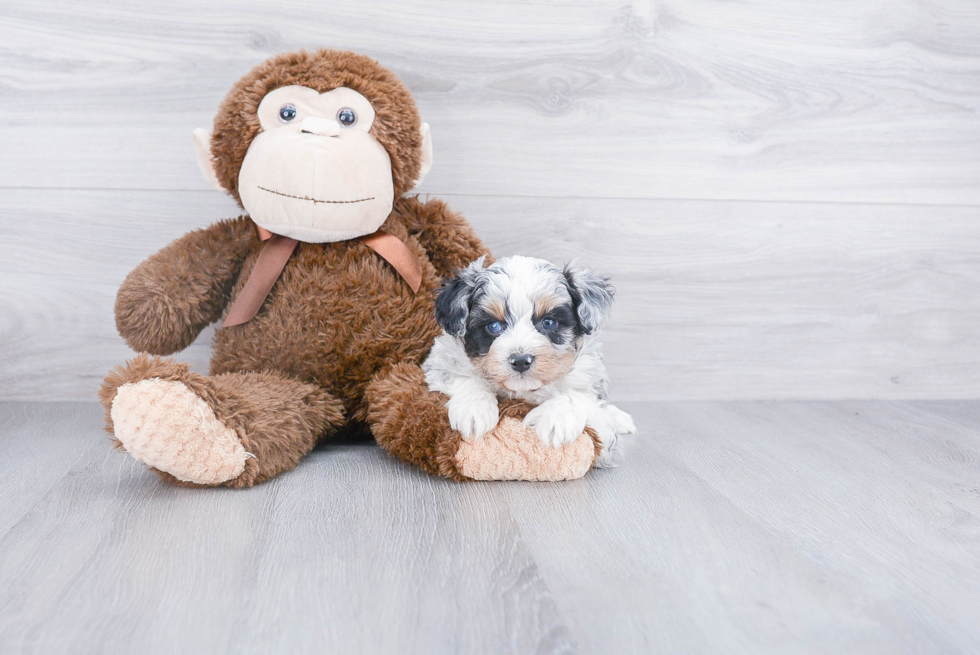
[237,85,395,243]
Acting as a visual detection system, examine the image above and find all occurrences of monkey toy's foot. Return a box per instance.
[454,410,598,481]
[110,377,249,485]
[100,354,345,488]
[367,363,600,482]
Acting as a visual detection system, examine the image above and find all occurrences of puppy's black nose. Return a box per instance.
[509,353,535,373]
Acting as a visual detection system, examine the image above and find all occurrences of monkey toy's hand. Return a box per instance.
[115,218,256,355]
[447,391,499,441]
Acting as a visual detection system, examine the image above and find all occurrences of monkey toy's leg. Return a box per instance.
[366,363,600,482]
[365,363,467,480]
[100,354,345,488]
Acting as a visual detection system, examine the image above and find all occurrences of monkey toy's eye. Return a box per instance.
[540,317,558,331]
[337,108,357,126]
[486,321,504,335]
[279,104,298,123]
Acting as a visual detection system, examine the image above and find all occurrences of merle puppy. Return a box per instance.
[422,255,635,467]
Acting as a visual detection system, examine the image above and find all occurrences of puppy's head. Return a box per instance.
[435,255,614,393]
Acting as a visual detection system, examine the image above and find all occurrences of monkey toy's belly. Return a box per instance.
[209,237,441,417]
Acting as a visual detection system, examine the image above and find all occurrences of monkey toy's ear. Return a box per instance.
[192,128,224,192]
[410,122,434,190]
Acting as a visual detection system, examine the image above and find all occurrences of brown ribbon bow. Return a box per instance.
[222,227,422,328]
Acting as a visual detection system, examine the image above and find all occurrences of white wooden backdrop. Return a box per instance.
[1,0,979,401]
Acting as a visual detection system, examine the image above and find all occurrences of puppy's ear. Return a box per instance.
[563,263,614,335]
[435,256,487,337]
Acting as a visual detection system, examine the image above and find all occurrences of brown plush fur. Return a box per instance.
[205,201,481,424]
[366,363,466,480]
[105,50,490,487]
[114,218,257,355]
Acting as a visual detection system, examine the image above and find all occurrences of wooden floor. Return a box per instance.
[2,400,978,654]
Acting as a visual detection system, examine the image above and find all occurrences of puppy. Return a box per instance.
[422,255,636,467]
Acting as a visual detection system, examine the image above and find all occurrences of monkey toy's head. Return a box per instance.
[193,49,433,243]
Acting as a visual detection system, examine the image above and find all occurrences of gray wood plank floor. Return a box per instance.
[2,401,978,654]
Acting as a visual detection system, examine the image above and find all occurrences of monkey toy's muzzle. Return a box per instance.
[238,125,395,244]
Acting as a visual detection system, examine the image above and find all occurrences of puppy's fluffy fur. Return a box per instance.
[423,255,636,467]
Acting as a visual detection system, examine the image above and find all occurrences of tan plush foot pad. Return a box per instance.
[110,378,248,485]
[455,417,596,481]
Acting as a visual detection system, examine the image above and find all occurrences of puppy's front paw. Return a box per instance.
[524,398,587,447]
[587,403,635,468]
[605,404,636,434]
[448,393,499,440]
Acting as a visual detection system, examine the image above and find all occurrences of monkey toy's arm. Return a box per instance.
[115,217,258,355]
[394,196,492,279]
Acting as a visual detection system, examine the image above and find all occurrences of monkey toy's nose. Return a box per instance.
[300,116,341,137]
[509,353,535,373]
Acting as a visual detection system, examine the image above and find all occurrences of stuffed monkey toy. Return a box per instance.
[99,49,600,487]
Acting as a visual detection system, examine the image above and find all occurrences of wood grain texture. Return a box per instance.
[2,0,978,400]
[498,400,980,653]
[0,0,978,203]
[1,400,978,653]
[2,189,978,401]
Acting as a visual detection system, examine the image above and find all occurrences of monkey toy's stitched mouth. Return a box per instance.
[257,186,375,205]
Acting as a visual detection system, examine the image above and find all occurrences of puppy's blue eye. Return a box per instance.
[337,108,357,126]
[486,321,503,335]
[279,104,298,122]
[541,318,558,330]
